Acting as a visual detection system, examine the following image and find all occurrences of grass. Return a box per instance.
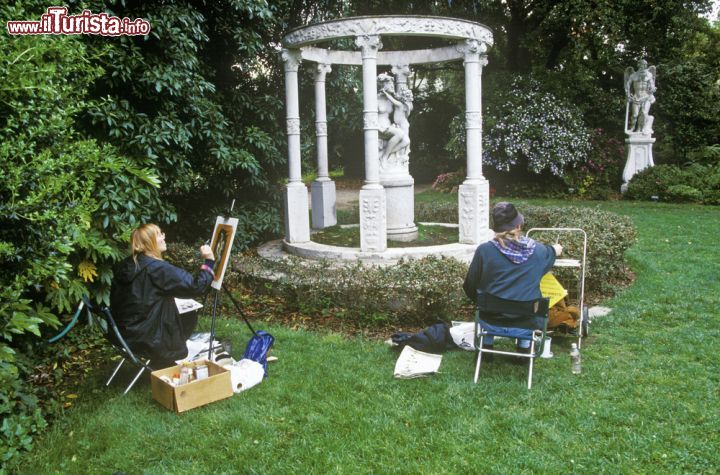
[19,198,720,474]
[312,223,458,247]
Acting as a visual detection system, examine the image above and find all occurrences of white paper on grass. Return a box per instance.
[449,321,476,351]
[393,346,442,379]
[174,298,203,314]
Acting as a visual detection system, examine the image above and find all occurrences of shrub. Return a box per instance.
[625,163,720,204]
[432,170,465,193]
[336,200,635,296]
[0,7,164,468]
[520,205,636,295]
[241,202,635,327]
[238,255,472,327]
[666,185,703,203]
[624,165,685,201]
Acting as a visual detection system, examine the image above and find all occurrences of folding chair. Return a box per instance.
[81,295,154,395]
[473,291,550,389]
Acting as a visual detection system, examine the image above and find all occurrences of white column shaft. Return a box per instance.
[357,35,382,187]
[464,53,482,181]
[283,51,302,183]
[314,64,331,180]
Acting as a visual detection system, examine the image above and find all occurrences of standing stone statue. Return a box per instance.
[621,59,657,193]
[624,59,657,135]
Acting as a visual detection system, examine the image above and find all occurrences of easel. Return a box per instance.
[203,200,259,361]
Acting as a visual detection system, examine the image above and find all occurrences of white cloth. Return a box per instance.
[449,321,476,351]
[227,358,264,393]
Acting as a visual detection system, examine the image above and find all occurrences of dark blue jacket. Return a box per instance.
[110,253,215,361]
[463,240,556,303]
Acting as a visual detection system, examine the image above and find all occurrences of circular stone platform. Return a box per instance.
[258,223,484,267]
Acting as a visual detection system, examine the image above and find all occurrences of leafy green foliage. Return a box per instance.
[239,255,471,327]
[625,163,720,204]
[521,205,636,294]
[0,3,165,467]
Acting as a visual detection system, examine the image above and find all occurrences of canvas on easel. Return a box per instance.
[209,216,238,290]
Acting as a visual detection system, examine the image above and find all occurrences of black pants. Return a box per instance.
[151,311,199,369]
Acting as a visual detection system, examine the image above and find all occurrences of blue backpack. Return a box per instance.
[241,330,274,376]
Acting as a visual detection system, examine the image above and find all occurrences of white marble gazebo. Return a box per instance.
[279,16,495,259]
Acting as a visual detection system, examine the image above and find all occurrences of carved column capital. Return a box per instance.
[281,49,301,72]
[479,54,489,68]
[356,34,383,59]
[315,63,332,81]
[457,39,487,61]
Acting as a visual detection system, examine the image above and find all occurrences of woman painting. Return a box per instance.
[463,202,562,360]
[110,224,215,368]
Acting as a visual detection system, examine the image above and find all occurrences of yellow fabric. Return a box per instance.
[540,273,568,308]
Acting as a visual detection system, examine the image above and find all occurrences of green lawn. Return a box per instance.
[21,199,720,474]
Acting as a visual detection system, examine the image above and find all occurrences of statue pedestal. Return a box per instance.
[621,134,655,193]
[284,182,310,243]
[381,175,418,242]
[458,179,494,245]
[359,185,387,252]
[311,178,337,229]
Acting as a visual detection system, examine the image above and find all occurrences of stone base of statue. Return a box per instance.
[311,178,337,229]
[381,175,418,242]
[621,134,655,193]
[359,185,387,252]
[284,182,310,243]
[458,178,494,245]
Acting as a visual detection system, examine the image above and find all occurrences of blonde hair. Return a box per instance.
[131,223,163,262]
[494,228,523,249]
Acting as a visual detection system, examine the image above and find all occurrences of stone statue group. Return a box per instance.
[377,73,414,172]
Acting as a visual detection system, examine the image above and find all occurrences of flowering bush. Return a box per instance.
[431,169,465,193]
[445,76,592,178]
[483,77,592,175]
[563,128,625,198]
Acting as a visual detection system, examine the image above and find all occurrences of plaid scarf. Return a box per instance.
[491,236,537,264]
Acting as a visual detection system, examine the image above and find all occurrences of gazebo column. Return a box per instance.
[356,34,387,252]
[281,49,310,243]
[458,40,492,245]
[311,63,337,229]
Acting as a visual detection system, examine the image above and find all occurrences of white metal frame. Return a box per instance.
[527,227,588,348]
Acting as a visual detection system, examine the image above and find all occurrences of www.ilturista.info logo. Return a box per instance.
[7,7,151,36]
